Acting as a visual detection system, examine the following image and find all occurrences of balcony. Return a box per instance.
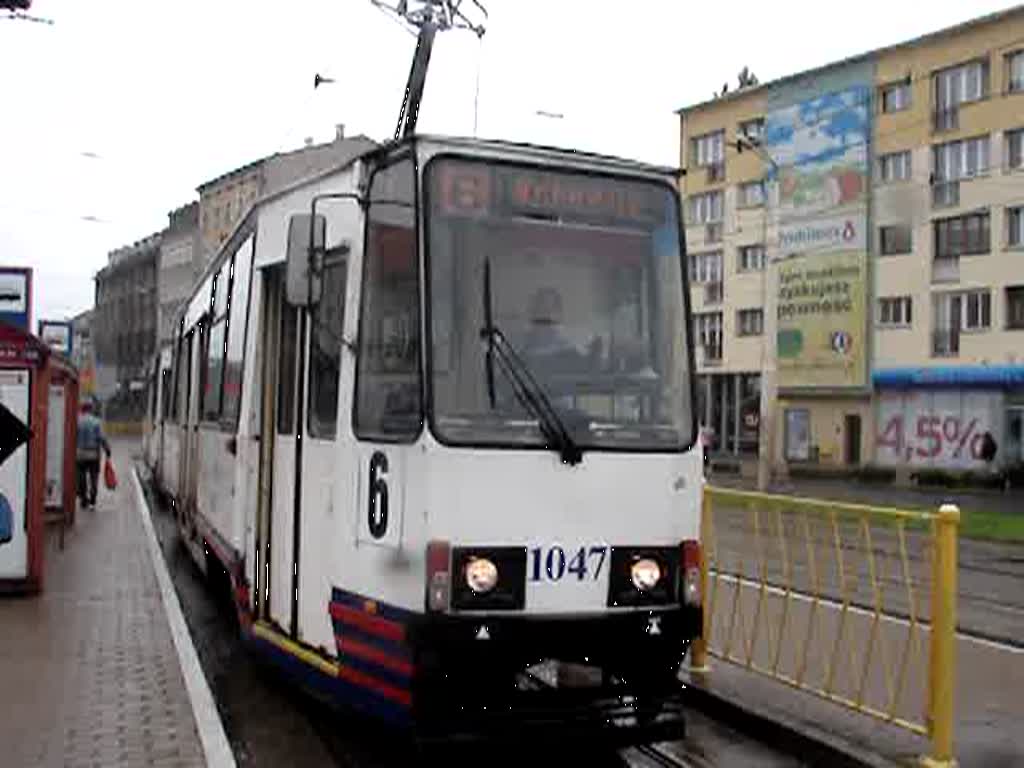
[931,328,960,357]
[932,180,960,208]
[705,222,723,244]
[932,106,959,133]
[931,256,960,283]
[705,163,726,184]
[704,281,724,305]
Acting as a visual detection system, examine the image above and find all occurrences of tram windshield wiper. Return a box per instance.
[479,259,583,466]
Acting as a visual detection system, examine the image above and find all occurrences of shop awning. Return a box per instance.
[873,365,1024,390]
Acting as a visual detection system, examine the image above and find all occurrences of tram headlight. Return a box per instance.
[465,557,499,594]
[630,557,662,592]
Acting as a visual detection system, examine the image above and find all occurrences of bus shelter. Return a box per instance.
[0,322,76,594]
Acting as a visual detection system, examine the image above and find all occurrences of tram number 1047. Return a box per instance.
[529,545,608,583]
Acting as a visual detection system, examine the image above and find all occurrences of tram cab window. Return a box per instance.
[308,256,347,439]
[354,157,421,441]
[427,159,693,451]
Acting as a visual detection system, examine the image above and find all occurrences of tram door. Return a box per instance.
[180,329,203,542]
[254,267,302,634]
[176,332,194,513]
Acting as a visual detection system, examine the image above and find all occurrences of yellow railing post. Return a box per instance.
[923,503,959,768]
[689,483,711,673]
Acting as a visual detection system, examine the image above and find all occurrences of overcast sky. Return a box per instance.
[0,0,1018,322]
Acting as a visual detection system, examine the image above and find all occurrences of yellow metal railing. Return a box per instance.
[690,486,959,768]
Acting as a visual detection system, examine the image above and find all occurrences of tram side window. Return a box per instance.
[354,157,421,441]
[277,304,299,434]
[176,333,193,424]
[223,236,254,425]
[202,261,231,423]
[308,257,347,439]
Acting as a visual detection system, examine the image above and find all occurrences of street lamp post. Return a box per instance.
[733,135,780,491]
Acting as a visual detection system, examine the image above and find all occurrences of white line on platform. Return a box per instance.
[712,571,1024,656]
[132,467,237,768]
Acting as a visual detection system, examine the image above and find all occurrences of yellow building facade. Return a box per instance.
[679,6,1024,477]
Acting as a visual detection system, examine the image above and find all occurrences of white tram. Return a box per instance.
[143,134,703,744]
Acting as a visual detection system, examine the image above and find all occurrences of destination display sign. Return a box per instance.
[433,160,667,228]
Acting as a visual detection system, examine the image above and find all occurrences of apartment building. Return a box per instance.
[678,5,1024,476]
[93,234,160,420]
[196,125,376,259]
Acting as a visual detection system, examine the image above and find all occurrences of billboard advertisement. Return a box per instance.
[765,70,871,389]
[875,390,1003,470]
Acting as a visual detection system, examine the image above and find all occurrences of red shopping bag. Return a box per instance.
[104,458,118,490]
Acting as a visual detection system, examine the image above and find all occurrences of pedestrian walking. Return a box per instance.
[76,399,111,508]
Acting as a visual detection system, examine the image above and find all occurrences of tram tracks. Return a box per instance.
[624,743,704,767]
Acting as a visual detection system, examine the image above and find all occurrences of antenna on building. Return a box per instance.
[370,0,488,140]
[738,66,759,89]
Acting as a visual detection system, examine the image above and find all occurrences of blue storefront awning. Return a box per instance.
[873,365,1024,390]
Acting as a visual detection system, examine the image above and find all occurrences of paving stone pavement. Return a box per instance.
[0,443,206,767]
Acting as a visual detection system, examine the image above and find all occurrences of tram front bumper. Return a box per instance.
[408,605,700,743]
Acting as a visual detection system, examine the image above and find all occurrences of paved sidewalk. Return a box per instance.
[0,443,206,767]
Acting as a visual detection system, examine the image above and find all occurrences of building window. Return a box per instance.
[932,135,990,181]
[691,130,724,167]
[739,180,765,207]
[1007,129,1024,171]
[934,211,990,258]
[1009,206,1024,248]
[1006,286,1024,329]
[694,312,723,358]
[1007,50,1024,93]
[879,224,912,255]
[881,81,911,113]
[934,60,989,109]
[688,191,723,224]
[878,296,912,327]
[736,308,763,336]
[688,251,723,284]
[964,290,991,330]
[738,118,764,142]
[738,244,765,272]
[879,150,912,182]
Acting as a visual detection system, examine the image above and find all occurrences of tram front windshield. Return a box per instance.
[427,158,694,452]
